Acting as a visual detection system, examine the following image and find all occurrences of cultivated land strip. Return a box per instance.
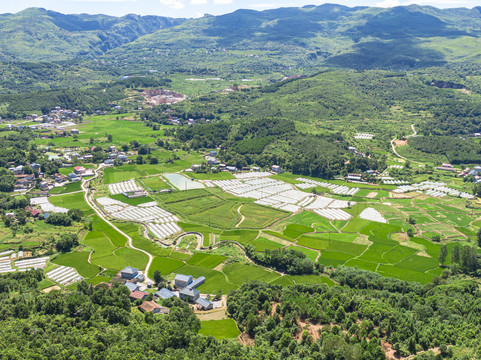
[81,165,154,283]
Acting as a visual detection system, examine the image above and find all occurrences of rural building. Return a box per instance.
[154,288,175,300]
[271,165,282,173]
[74,166,86,175]
[5,213,15,219]
[186,276,205,290]
[226,166,237,172]
[125,282,139,292]
[71,129,79,134]
[130,290,148,301]
[436,163,456,172]
[196,298,214,310]
[252,167,260,172]
[121,266,139,280]
[175,274,193,288]
[138,301,163,314]
[179,287,200,302]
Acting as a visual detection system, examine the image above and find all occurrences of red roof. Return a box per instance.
[130,290,148,300]
[138,301,161,313]
[31,209,42,216]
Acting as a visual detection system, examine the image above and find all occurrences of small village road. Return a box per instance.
[81,165,155,283]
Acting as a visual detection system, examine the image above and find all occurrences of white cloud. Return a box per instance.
[190,0,208,4]
[159,0,185,9]
[213,0,233,4]
[375,0,402,7]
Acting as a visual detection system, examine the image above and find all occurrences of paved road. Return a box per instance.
[81,165,154,283]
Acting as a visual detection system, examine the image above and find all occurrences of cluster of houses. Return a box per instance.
[460,166,481,183]
[96,267,215,315]
[189,151,280,175]
[348,146,366,158]
[67,166,95,182]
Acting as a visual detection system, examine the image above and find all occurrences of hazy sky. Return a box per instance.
[0,0,478,18]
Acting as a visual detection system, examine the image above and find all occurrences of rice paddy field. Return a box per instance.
[22,113,481,293]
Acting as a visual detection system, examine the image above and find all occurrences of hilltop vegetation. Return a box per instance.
[0,8,184,62]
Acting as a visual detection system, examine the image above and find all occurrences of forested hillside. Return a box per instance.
[0,8,184,61]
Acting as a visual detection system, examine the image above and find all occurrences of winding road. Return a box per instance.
[81,165,154,283]
[390,124,422,165]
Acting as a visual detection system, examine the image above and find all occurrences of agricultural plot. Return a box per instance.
[46,266,83,286]
[49,192,93,215]
[211,175,354,216]
[199,319,240,339]
[238,203,288,228]
[359,208,386,223]
[148,256,184,277]
[53,252,99,278]
[30,196,68,214]
[250,237,285,252]
[186,253,227,269]
[97,196,181,241]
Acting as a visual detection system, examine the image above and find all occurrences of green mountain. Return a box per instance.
[108,4,481,72]
[0,8,184,61]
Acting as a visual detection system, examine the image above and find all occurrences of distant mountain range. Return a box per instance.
[2,4,481,69]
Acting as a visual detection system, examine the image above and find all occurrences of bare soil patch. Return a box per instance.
[366,192,378,199]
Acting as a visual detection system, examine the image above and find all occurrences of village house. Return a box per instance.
[121,266,138,280]
[154,288,176,300]
[174,274,193,288]
[125,282,139,292]
[196,298,214,311]
[271,165,282,173]
[138,301,167,314]
[129,290,148,302]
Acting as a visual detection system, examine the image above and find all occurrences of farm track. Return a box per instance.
[235,205,245,228]
[390,124,422,165]
[81,165,154,283]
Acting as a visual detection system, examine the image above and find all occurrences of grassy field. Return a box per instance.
[186,252,226,268]
[199,319,240,339]
[49,182,82,195]
[53,251,99,278]
[49,192,94,216]
[238,203,288,228]
[148,256,185,278]
[110,193,153,206]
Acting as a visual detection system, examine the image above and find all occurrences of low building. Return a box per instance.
[271,165,282,173]
[138,301,163,314]
[125,282,139,292]
[226,166,237,172]
[74,166,86,175]
[121,266,139,280]
[130,290,148,301]
[179,287,200,302]
[71,129,79,134]
[252,167,260,172]
[154,288,176,300]
[196,298,214,310]
[5,213,15,219]
[174,274,193,288]
[186,276,205,290]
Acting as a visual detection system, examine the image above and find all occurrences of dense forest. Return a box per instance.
[409,136,481,164]
[1,266,481,359]
[172,118,370,178]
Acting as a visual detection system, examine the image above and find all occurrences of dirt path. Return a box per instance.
[81,165,154,283]
[235,205,246,228]
[390,124,422,165]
